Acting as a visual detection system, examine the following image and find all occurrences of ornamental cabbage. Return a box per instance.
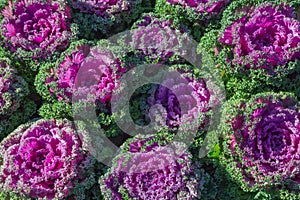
[0,60,28,116]
[34,40,91,118]
[219,3,300,70]
[73,46,126,104]
[35,41,127,121]
[0,119,95,199]
[0,56,35,140]
[131,13,190,62]
[221,92,300,191]
[100,135,205,200]
[44,44,90,103]
[1,0,73,60]
[40,42,126,105]
[148,67,210,130]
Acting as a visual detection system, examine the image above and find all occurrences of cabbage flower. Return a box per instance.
[1,0,73,60]
[100,135,205,199]
[221,92,300,191]
[219,3,300,70]
[0,119,95,199]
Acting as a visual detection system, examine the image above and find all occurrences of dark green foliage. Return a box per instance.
[69,0,143,40]
[0,99,36,141]
[154,0,230,41]
[0,50,36,141]
[213,163,259,200]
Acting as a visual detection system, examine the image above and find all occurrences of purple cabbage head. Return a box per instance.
[219,4,300,70]
[100,135,203,199]
[72,47,126,104]
[56,51,85,101]
[0,119,94,199]
[46,45,126,104]
[148,70,210,130]
[1,0,72,59]
[166,0,231,14]
[223,92,300,190]
[45,44,90,102]
[132,14,189,62]
[0,60,28,116]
